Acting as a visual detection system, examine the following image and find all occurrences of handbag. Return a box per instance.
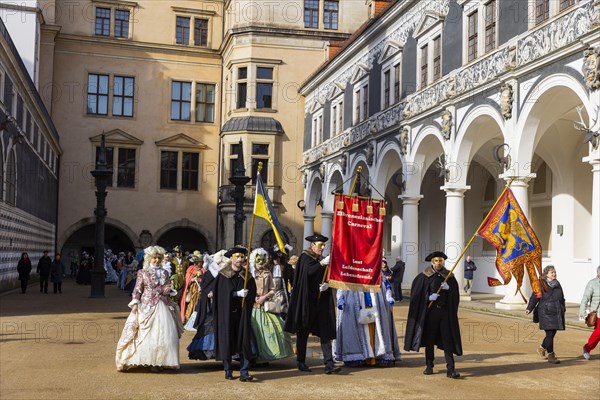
[264,291,288,314]
[358,308,378,325]
[585,311,598,327]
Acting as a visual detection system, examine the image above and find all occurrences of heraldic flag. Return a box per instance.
[477,188,543,298]
[253,168,286,254]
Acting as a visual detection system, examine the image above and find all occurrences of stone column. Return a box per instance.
[583,155,600,268]
[441,185,470,300]
[496,175,534,310]
[303,214,315,250]
[321,211,334,256]
[400,194,423,291]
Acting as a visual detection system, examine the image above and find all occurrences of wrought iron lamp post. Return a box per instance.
[228,139,251,246]
[90,133,112,298]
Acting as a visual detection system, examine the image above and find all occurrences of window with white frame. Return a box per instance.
[460,0,498,64]
[331,96,344,136]
[311,109,324,147]
[170,81,217,123]
[381,60,401,110]
[413,12,443,89]
[528,0,577,28]
[175,14,210,46]
[251,143,269,184]
[233,63,278,111]
[353,81,369,124]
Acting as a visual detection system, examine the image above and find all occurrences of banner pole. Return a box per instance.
[427,177,515,309]
[349,166,362,195]
[242,163,263,309]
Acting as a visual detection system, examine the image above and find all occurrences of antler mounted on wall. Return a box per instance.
[435,154,450,182]
[574,105,600,150]
[493,143,512,171]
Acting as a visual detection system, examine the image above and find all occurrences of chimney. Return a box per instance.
[327,41,345,60]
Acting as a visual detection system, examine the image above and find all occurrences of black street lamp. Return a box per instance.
[90,133,112,298]
[228,138,250,246]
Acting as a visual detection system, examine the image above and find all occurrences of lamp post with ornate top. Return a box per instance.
[90,133,112,298]
[228,138,251,246]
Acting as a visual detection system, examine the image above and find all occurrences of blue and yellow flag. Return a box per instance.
[254,169,286,254]
[478,188,543,299]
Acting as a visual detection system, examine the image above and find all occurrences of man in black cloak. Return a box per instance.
[404,251,462,379]
[214,247,257,382]
[284,234,340,374]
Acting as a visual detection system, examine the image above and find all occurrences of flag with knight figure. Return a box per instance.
[329,194,386,292]
[477,188,544,299]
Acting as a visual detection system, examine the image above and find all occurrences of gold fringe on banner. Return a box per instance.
[337,200,344,210]
[329,279,381,292]
[352,196,359,212]
[366,204,373,214]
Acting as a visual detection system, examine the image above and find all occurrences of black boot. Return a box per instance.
[423,366,434,375]
[225,371,234,380]
[297,362,312,372]
[239,373,254,382]
[324,362,341,374]
[446,369,461,379]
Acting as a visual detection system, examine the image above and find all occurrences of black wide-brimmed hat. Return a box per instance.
[173,245,184,253]
[224,246,248,258]
[425,251,448,262]
[305,234,328,243]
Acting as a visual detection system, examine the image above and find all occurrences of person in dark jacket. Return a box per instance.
[404,251,462,378]
[50,253,66,294]
[463,256,477,295]
[391,256,405,300]
[526,265,565,364]
[213,246,257,382]
[284,234,340,374]
[17,252,32,294]
[36,250,52,293]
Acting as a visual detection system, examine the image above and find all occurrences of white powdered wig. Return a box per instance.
[143,245,166,268]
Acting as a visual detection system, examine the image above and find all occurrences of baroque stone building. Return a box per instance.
[300,0,600,304]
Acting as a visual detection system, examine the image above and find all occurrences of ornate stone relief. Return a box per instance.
[365,142,375,166]
[582,46,600,91]
[441,109,453,140]
[318,163,326,182]
[139,230,152,248]
[302,171,308,188]
[339,154,347,174]
[500,83,514,120]
[400,126,409,155]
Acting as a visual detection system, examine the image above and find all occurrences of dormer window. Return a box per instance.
[460,0,498,64]
[413,11,444,89]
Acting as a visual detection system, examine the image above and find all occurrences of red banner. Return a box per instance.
[329,194,385,292]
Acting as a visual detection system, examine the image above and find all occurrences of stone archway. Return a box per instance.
[60,221,136,261]
[59,217,139,253]
[154,219,214,254]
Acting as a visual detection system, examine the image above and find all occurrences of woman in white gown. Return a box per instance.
[115,245,184,371]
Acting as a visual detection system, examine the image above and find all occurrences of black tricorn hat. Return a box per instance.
[305,234,328,243]
[224,246,248,258]
[425,251,448,261]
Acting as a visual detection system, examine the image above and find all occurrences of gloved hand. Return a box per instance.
[319,282,329,292]
[337,298,345,310]
[234,289,248,298]
[320,256,330,266]
[428,293,440,301]
[440,282,449,291]
[386,289,395,305]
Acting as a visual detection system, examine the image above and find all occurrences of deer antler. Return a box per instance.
[573,105,600,149]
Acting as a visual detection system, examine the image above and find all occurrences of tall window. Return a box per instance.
[87,74,109,115]
[237,67,248,109]
[324,1,339,30]
[117,148,136,188]
[304,0,319,28]
[196,83,215,122]
[362,85,368,121]
[485,1,496,53]
[95,8,110,36]
[160,151,178,189]
[383,70,390,109]
[535,0,550,25]
[176,16,190,44]
[312,112,323,147]
[467,11,478,62]
[5,150,16,205]
[256,67,273,109]
[331,99,344,136]
[560,0,575,11]
[113,76,134,117]
[332,104,338,135]
[194,19,208,46]
[433,36,441,81]
[114,10,130,38]
[420,44,429,88]
[251,144,269,184]
[394,63,401,103]
[354,90,360,123]
[171,81,191,121]
[182,152,199,191]
[229,143,240,178]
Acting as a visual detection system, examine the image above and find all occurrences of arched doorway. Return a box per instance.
[61,224,136,260]
[156,228,209,254]
[260,229,290,252]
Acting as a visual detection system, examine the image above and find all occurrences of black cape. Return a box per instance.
[188,271,218,360]
[404,266,462,355]
[284,251,336,341]
[213,265,257,361]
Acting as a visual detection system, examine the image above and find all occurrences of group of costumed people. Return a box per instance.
[74,249,139,291]
[114,236,464,380]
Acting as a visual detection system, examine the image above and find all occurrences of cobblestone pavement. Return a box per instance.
[1,279,598,400]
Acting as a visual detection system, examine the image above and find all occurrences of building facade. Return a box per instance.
[300,0,600,303]
[0,13,61,291]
